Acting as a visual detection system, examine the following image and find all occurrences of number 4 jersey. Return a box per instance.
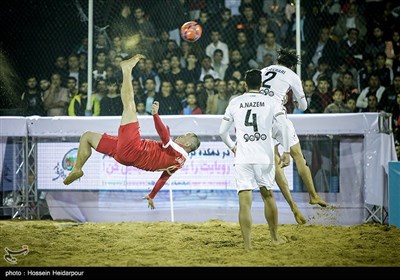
[222,92,275,165]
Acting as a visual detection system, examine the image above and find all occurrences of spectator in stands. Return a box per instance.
[132,5,157,47]
[143,78,157,115]
[224,49,248,82]
[337,28,366,71]
[155,80,182,115]
[333,2,367,41]
[311,56,333,87]
[184,53,201,83]
[390,93,400,137]
[213,7,237,50]
[235,3,258,45]
[21,75,46,116]
[100,78,123,116]
[92,78,107,102]
[110,35,130,59]
[43,73,70,116]
[206,30,230,66]
[66,77,79,100]
[336,70,359,102]
[199,55,220,82]
[365,25,386,60]
[197,74,216,113]
[175,79,188,108]
[380,74,400,112]
[374,52,393,88]
[300,79,316,113]
[170,55,190,87]
[331,59,358,90]
[158,57,174,84]
[109,2,135,39]
[185,82,196,96]
[304,26,338,73]
[136,99,147,116]
[226,77,238,97]
[357,54,375,92]
[137,58,161,93]
[182,93,203,115]
[67,53,88,90]
[346,95,359,112]
[360,94,380,112]
[212,49,228,81]
[39,78,50,95]
[256,31,282,67]
[51,55,68,86]
[234,30,257,68]
[195,10,213,49]
[94,33,110,56]
[324,88,353,113]
[356,73,386,111]
[309,75,333,113]
[92,51,108,82]
[68,81,100,116]
[207,79,230,114]
[254,13,280,48]
[151,0,190,46]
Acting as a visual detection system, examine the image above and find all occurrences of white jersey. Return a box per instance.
[260,64,307,111]
[221,92,275,164]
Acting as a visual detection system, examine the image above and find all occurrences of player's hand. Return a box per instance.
[151,101,159,115]
[144,195,155,209]
[279,152,290,168]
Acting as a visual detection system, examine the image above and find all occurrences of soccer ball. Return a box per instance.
[180,21,202,43]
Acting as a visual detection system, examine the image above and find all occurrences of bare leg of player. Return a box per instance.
[260,187,287,246]
[274,147,307,224]
[291,143,328,207]
[238,190,253,251]
[63,131,102,185]
[119,54,145,126]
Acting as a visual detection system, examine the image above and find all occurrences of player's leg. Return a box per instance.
[119,54,145,126]
[259,186,286,246]
[63,131,102,185]
[274,146,307,224]
[290,142,328,207]
[238,190,253,251]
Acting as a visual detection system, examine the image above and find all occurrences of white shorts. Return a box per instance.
[234,164,275,193]
[272,116,299,148]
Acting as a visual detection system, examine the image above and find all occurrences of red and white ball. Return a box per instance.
[180,21,202,43]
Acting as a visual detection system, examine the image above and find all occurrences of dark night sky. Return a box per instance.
[1,0,86,80]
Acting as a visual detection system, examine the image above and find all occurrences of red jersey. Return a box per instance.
[96,114,188,199]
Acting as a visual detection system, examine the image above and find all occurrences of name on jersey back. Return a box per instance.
[239,101,265,108]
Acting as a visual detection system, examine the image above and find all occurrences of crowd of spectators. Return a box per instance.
[15,0,400,157]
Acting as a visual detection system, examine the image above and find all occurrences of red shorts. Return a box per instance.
[96,122,142,165]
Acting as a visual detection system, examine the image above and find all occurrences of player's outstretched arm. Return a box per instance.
[145,171,171,210]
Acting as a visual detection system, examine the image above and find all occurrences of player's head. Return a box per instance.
[277,48,301,69]
[175,133,201,153]
[244,69,261,91]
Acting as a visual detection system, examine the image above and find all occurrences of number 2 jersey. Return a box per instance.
[222,92,275,165]
[260,64,307,111]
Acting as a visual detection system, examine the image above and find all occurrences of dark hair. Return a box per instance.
[244,69,261,90]
[277,48,301,68]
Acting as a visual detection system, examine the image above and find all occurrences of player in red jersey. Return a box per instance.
[63,54,201,209]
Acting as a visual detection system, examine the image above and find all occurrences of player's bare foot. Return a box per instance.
[271,235,287,246]
[63,170,84,185]
[120,54,145,71]
[310,196,328,207]
[293,210,307,225]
